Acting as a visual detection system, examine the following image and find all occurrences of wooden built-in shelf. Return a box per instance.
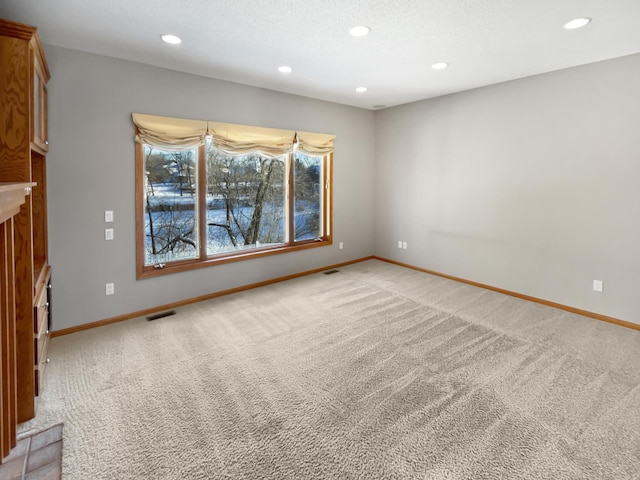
[1,18,51,463]
[0,182,35,461]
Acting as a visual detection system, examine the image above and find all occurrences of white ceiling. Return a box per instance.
[2,0,640,110]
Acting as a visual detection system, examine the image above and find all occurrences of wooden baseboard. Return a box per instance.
[51,256,375,337]
[52,255,639,337]
[373,256,640,332]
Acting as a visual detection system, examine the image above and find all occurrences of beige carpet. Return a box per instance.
[20,259,640,479]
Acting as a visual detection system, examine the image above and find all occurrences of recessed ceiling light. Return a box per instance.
[355,86,368,93]
[431,62,449,70]
[564,18,591,30]
[161,34,182,45]
[349,25,371,37]
[278,65,292,74]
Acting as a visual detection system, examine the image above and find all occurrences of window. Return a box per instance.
[134,114,334,278]
[142,146,199,264]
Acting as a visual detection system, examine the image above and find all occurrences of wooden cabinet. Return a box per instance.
[0,17,51,442]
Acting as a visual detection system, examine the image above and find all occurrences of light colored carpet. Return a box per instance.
[20,259,640,479]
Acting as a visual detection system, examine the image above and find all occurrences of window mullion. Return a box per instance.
[326,153,332,240]
[198,144,207,259]
[287,152,294,245]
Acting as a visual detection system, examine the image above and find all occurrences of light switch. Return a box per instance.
[105,228,114,240]
[105,210,114,222]
[593,280,603,292]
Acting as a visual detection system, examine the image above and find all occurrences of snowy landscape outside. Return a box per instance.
[143,144,323,266]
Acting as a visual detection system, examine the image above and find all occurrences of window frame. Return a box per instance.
[135,141,333,279]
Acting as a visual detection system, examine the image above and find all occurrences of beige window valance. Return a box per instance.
[132,113,208,150]
[132,113,335,157]
[208,122,296,158]
[295,131,335,155]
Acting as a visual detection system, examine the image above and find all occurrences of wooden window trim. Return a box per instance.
[136,143,333,279]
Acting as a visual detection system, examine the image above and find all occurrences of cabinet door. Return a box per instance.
[31,54,48,152]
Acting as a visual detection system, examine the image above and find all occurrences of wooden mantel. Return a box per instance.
[0,183,35,224]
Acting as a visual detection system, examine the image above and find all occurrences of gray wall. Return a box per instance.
[45,45,640,329]
[45,46,376,330]
[375,53,640,323]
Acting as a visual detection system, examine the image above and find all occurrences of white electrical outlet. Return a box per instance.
[105,228,114,240]
[105,283,115,295]
[339,242,344,249]
[105,210,114,222]
[402,241,408,250]
[593,280,603,292]
[398,240,403,249]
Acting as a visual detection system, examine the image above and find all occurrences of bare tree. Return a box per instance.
[144,147,198,263]
[144,147,157,255]
[293,153,321,240]
[206,149,285,249]
[170,151,195,196]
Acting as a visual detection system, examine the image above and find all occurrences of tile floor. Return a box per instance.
[0,424,63,480]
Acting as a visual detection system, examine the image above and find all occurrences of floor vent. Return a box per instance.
[323,269,340,275]
[146,310,176,321]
